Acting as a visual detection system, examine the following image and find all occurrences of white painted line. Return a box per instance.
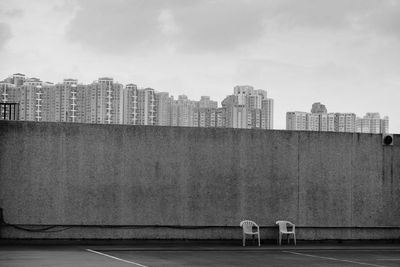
[287,249,400,252]
[284,251,389,267]
[86,249,149,267]
[376,259,400,261]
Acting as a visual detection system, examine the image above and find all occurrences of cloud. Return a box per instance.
[168,1,268,52]
[1,8,24,17]
[274,0,400,40]
[271,0,374,29]
[366,2,400,39]
[65,0,400,55]
[0,23,12,50]
[65,0,271,53]
[66,0,165,53]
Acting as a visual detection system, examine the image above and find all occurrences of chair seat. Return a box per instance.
[243,230,259,234]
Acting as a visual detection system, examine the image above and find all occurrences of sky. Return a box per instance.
[0,0,399,132]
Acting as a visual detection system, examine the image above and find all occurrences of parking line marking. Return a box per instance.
[86,249,149,267]
[284,251,389,267]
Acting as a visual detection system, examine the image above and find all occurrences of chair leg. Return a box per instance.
[258,233,260,247]
[278,232,282,246]
[293,233,296,246]
[243,233,245,247]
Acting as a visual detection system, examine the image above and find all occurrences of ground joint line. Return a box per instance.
[284,251,389,267]
[86,249,149,267]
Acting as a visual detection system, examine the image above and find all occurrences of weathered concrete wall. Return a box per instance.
[0,121,399,240]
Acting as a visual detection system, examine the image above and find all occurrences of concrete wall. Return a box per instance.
[0,121,399,240]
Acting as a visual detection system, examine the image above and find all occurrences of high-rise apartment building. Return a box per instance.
[286,111,308,130]
[12,73,26,86]
[311,102,327,113]
[381,116,389,134]
[123,84,138,125]
[1,73,276,130]
[287,103,388,133]
[123,85,158,126]
[366,113,381,134]
[194,107,217,127]
[222,85,273,129]
[0,81,19,120]
[286,103,357,132]
[136,88,156,125]
[221,95,236,128]
[215,108,226,128]
[307,113,320,131]
[198,96,217,109]
[319,113,335,131]
[261,98,274,129]
[54,79,86,123]
[1,73,26,87]
[172,95,196,127]
[194,96,218,127]
[356,113,389,134]
[87,78,123,124]
[18,79,55,122]
[0,82,17,103]
[155,92,172,126]
[334,113,356,132]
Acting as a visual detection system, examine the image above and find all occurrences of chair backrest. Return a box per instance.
[276,220,293,232]
[240,220,258,234]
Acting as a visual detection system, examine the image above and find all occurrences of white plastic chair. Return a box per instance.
[276,220,296,245]
[240,220,260,247]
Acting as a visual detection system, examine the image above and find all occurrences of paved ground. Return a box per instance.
[1,243,400,267]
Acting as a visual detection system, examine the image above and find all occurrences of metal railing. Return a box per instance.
[0,103,19,120]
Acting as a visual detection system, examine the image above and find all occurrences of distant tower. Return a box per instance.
[123,85,156,126]
[137,88,156,125]
[12,73,26,86]
[87,77,123,124]
[262,98,273,129]
[286,111,307,130]
[358,113,389,134]
[54,79,85,123]
[193,96,218,127]
[173,95,196,127]
[223,85,273,129]
[311,102,327,114]
[18,78,53,122]
[381,116,389,134]
[155,92,173,126]
[123,84,138,125]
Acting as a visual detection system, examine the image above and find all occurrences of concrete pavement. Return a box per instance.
[1,242,400,267]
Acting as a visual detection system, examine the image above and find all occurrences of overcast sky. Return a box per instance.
[0,0,399,132]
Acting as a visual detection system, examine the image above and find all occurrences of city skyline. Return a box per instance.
[0,0,399,132]
[0,72,393,134]
[286,102,389,133]
[1,74,275,129]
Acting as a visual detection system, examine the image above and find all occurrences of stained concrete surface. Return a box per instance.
[1,244,400,267]
[0,121,399,239]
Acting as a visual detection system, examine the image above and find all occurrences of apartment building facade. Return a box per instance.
[222,85,273,129]
[287,103,389,133]
[1,74,275,130]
